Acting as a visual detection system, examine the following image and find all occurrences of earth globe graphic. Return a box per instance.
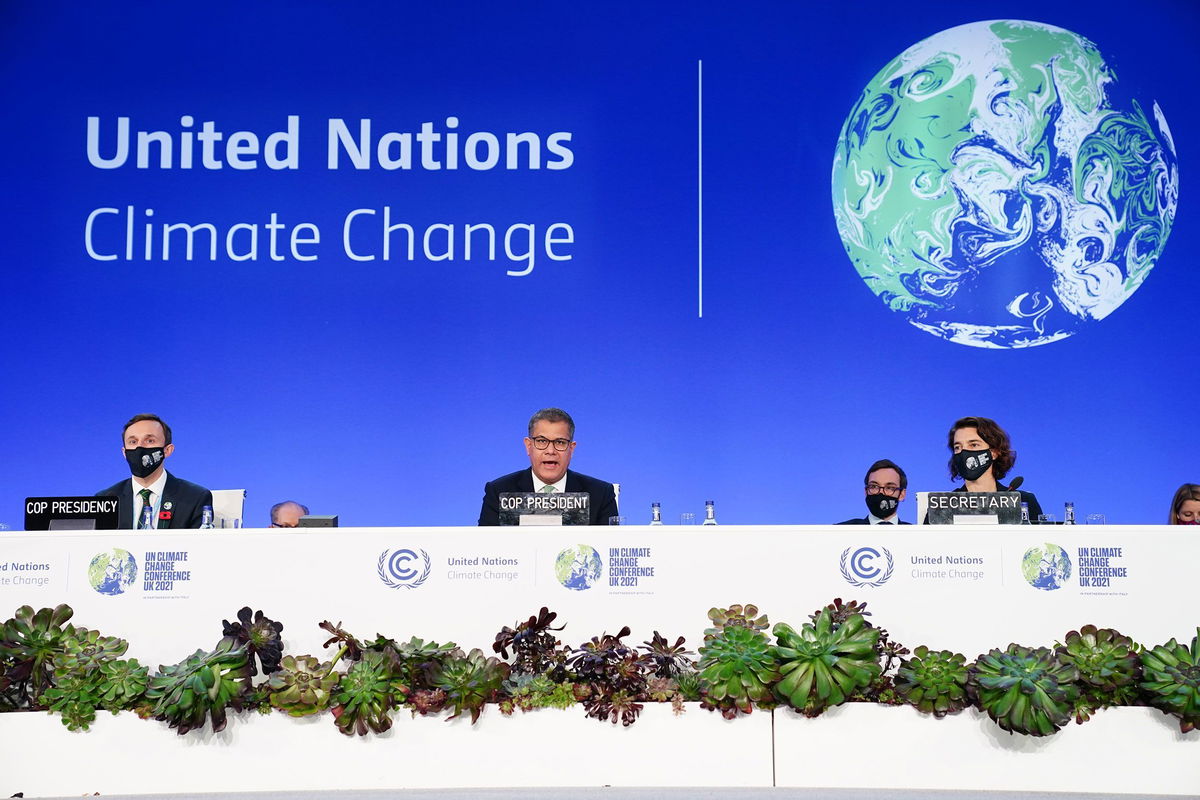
[832,20,1178,348]
[554,545,602,591]
[88,549,137,596]
[1021,543,1072,590]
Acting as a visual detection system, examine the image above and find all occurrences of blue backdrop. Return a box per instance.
[0,1,1194,527]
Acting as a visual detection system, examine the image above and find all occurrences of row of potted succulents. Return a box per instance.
[1,601,1197,738]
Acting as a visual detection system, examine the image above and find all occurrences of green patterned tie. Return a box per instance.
[541,485,556,494]
[138,488,153,530]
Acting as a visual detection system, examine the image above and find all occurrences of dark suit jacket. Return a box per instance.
[96,473,214,529]
[478,468,618,526]
[836,517,911,525]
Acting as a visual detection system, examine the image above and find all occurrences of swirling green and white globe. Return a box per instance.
[554,544,602,591]
[832,20,1178,348]
[1021,543,1072,591]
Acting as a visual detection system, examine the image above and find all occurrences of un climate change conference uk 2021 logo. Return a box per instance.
[88,549,137,596]
[555,545,602,591]
[377,548,431,589]
[1022,543,1072,591]
[840,546,894,588]
[832,20,1178,349]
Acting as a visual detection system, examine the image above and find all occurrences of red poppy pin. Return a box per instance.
[159,511,173,521]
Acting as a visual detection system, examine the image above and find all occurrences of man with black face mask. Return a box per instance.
[837,459,911,525]
[96,414,213,530]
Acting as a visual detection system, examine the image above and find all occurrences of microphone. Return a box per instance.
[1008,476,1024,492]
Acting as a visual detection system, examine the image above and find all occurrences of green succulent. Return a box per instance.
[704,604,769,639]
[503,673,576,711]
[895,646,970,717]
[332,650,407,736]
[426,648,510,723]
[1056,625,1141,722]
[1139,628,1200,733]
[53,627,129,673]
[697,623,780,718]
[369,635,461,690]
[40,669,103,730]
[969,644,1079,737]
[0,604,77,706]
[97,658,150,711]
[674,669,702,702]
[145,641,251,734]
[772,609,881,717]
[267,654,338,717]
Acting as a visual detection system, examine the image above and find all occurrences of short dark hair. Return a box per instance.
[528,407,575,439]
[947,416,1015,481]
[122,413,172,446]
[270,500,310,524]
[864,459,907,490]
[1169,483,1200,525]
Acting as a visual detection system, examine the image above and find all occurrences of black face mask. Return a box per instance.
[865,492,899,519]
[954,448,993,482]
[125,446,166,479]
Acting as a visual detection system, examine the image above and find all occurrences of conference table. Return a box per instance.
[1,525,1196,798]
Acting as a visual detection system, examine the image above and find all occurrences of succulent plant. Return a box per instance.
[97,658,150,711]
[895,646,971,717]
[569,627,652,725]
[53,627,129,673]
[811,598,873,625]
[0,604,77,706]
[646,675,677,702]
[408,688,448,716]
[368,635,461,691]
[493,607,569,678]
[267,654,338,717]
[40,670,103,730]
[674,668,703,702]
[968,644,1079,737]
[145,641,251,734]
[773,609,881,717]
[704,604,769,639]
[1139,628,1200,733]
[221,607,285,677]
[640,631,696,678]
[1056,625,1141,722]
[332,650,408,736]
[425,648,510,723]
[502,673,577,712]
[697,615,780,718]
[585,688,643,726]
[319,619,364,661]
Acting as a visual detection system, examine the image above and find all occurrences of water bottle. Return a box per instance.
[200,505,215,529]
[139,504,155,530]
[1064,502,1076,525]
[649,502,663,526]
[702,499,718,525]
[1020,502,1031,525]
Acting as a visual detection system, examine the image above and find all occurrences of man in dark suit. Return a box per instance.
[479,407,618,526]
[837,459,911,525]
[97,413,213,529]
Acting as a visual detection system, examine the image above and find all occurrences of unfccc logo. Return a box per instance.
[840,546,894,588]
[377,548,431,590]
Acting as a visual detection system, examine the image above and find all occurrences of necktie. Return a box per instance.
[541,485,557,494]
[880,520,893,525]
[138,488,153,530]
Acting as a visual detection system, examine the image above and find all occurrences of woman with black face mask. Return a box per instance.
[944,415,1044,523]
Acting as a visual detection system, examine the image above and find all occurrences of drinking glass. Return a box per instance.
[1037,514,1056,525]
[1086,514,1106,525]
[679,512,696,525]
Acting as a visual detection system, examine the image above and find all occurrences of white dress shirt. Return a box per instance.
[129,471,169,529]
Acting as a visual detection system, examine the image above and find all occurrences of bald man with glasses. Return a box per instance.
[478,407,618,526]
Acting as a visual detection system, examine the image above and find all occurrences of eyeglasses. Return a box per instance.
[529,436,572,451]
[866,483,902,497]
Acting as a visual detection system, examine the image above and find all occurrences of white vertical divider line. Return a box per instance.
[698,59,704,319]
